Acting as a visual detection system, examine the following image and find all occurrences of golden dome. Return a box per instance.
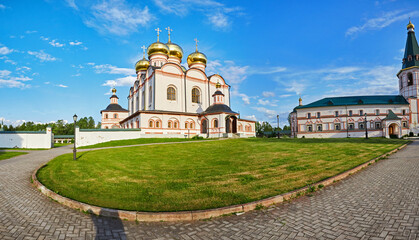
[187,51,207,66]
[112,88,117,94]
[135,58,150,72]
[216,82,221,88]
[407,20,415,30]
[166,42,183,59]
[147,42,169,57]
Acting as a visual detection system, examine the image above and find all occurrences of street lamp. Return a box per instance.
[73,114,77,160]
[364,112,368,139]
[277,114,280,139]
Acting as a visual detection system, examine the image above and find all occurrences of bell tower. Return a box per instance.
[398,20,419,99]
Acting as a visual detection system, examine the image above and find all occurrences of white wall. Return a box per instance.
[75,127,142,147]
[0,127,53,149]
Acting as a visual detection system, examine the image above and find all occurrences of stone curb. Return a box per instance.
[32,142,409,222]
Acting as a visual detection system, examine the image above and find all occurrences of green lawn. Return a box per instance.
[37,138,407,212]
[78,137,208,149]
[0,151,28,161]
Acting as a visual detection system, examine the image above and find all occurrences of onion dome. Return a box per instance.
[166,42,183,59]
[112,88,117,94]
[187,51,207,66]
[135,58,150,72]
[147,42,169,57]
[216,81,221,88]
[407,20,415,30]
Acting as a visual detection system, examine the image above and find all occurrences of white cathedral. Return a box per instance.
[100,28,256,138]
[290,21,419,139]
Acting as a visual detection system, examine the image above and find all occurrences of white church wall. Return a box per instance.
[186,70,209,113]
[154,70,184,112]
[75,127,142,147]
[0,127,53,149]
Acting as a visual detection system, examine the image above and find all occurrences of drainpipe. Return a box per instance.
[345,105,349,138]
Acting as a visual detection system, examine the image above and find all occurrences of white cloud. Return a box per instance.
[25,30,37,34]
[93,64,134,75]
[237,92,250,105]
[284,80,306,95]
[65,0,78,10]
[243,115,257,121]
[0,69,32,88]
[27,50,57,62]
[252,107,278,120]
[69,40,83,46]
[0,4,5,9]
[0,46,13,55]
[208,12,230,29]
[40,36,49,41]
[49,40,65,47]
[102,76,136,87]
[56,84,68,88]
[84,0,154,36]
[262,91,275,98]
[346,10,419,37]
[0,118,28,127]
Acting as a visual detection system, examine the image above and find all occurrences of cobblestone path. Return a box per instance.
[0,141,418,240]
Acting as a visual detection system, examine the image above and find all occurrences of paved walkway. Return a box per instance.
[0,141,418,240]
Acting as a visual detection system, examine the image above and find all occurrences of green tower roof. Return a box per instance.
[402,25,419,69]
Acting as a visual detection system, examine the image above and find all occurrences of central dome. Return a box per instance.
[147,42,169,57]
[166,42,183,59]
[187,51,207,66]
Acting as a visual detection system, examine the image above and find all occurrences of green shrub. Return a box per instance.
[192,135,204,140]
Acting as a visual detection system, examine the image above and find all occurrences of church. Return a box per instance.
[290,21,419,138]
[100,28,256,138]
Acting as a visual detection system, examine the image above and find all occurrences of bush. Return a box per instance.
[409,132,414,137]
[191,135,204,140]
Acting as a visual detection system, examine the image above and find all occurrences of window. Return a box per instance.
[167,87,176,100]
[105,126,109,129]
[402,121,407,128]
[238,124,243,131]
[375,109,380,115]
[402,109,406,115]
[317,112,321,118]
[407,73,413,86]
[348,123,354,130]
[156,121,160,128]
[174,121,178,129]
[317,124,322,131]
[190,122,194,129]
[359,110,363,116]
[149,120,153,128]
[214,119,218,128]
[334,123,341,130]
[142,90,145,109]
[307,125,313,132]
[149,87,152,105]
[114,114,118,119]
[185,122,189,129]
[359,123,365,129]
[375,122,381,129]
[192,88,200,103]
[348,110,353,116]
[105,114,108,119]
[335,111,339,117]
[307,113,311,119]
[168,121,172,128]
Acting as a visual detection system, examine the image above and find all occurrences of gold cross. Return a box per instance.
[194,38,199,52]
[155,28,161,42]
[165,27,172,42]
[141,45,146,58]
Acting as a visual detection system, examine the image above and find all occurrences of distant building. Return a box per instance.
[100,28,255,138]
[290,21,419,138]
[100,88,129,129]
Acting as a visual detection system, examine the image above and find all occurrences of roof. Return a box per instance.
[101,103,128,113]
[212,90,224,96]
[202,104,237,114]
[382,110,401,120]
[402,30,419,69]
[295,95,409,110]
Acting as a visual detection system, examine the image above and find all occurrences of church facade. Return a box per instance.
[290,21,419,138]
[100,28,256,138]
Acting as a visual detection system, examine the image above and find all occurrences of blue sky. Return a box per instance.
[0,0,418,127]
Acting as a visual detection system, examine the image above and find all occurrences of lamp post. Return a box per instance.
[364,112,368,139]
[277,114,280,139]
[73,114,77,160]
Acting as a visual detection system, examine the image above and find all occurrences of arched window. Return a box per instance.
[238,124,243,131]
[213,119,218,128]
[192,88,200,103]
[105,126,109,129]
[185,122,189,129]
[168,121,172,128]
[190,122,194,129]
[156,121,160,128]
[114,113,118,118]
[105,114,108,119]
[149,120,154,128]
[174,121,178,129]
[407,73,413,86]
[167,87,176,100]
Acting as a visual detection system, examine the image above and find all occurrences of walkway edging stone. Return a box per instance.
[32,142,409,222]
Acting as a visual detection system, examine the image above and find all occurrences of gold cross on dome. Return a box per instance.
[141,45,146,58]
[165,27,172,42]
[194,38,199,52]
[155,28,162,42]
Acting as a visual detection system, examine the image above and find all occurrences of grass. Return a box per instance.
[78,137,210,149]
[37,138,407,212]
[0,151,28,161]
